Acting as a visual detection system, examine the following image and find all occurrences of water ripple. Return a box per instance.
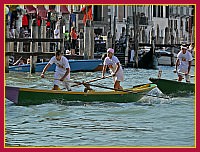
[5,66,195,147]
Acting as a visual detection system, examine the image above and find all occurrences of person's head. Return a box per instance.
[71,27,75,31]
[20,59,24,63]
[107,48,114,58]
[181,45,187,54]
[19,59,24,65]
[55,50,62,61]
[27,58,30,64]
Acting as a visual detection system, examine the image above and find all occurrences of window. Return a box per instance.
[153,5,164,18]
[93,5,102,21]
[166,6,169,18]
[153,5,156,17]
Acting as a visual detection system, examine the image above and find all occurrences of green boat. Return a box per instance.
[5,84,156,106]
[149,78,195,96]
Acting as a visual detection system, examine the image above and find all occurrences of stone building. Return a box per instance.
[6,4,195,49]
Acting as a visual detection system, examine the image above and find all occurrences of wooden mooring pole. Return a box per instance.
[30,19,38,73]
[125,17,130,67]
[89,21,94,59]
[170,30,175,66]
[5,23,9,73]
[84,20,90,59]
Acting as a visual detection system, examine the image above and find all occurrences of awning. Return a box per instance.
[60,5,70,14]
[24,5,36,14]
[37,5,47,20]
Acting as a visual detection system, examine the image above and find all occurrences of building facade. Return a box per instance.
[6,5,195,47]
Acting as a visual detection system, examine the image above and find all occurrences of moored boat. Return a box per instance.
[149,78,195,96]
[9,59,102,72]
[5,84,157,106]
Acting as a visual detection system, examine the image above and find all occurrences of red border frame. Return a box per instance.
[2,1,199,152]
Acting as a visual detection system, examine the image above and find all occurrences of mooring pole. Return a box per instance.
[5,21,9,73]
[30,19,38,73]
[125,17,130,67]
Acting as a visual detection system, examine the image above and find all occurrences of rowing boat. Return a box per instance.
[5,84,156,106]
[9,59,102,72]
[149,78,195,96]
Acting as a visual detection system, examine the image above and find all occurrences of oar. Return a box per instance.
[13,56,22,65]
[52,75,112,90]
[51,78,169,99]
[71,75,112,87]
[69,80,170,99]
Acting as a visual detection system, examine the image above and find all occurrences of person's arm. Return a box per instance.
[41,63,51,78]
[13,56,22,65]
[112,62,120,76]
[187,61,192,74]
[174,58,180,73]
[102,65,107,78]
[186,52,193,74]
[60,68,70,81]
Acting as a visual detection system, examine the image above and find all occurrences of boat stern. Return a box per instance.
[5,86,19,104]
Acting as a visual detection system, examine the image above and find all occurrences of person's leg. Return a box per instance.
[185,74,190,82]
[177,68,184,82]
[114,72,124,90]
[52,85,60,90]
[63,72,71,91]
[71,40,75,55]
[71,41,75,54]
[53,72,60,90]
[178,75,183,81]
[64,81,71,91]
[114,81,123,90]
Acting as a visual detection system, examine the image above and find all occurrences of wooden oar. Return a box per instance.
[71,75,112,87]
[51,78,169,99]
[13,56,22,65]
[52,75,112,91]
[69,80,170,99]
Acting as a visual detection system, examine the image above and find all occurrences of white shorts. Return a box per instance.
[177,68,190,82]
[111,70,124,82]
[54,71,71,90]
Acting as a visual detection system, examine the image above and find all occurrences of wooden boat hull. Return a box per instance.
[149,78,195,96]
[5,84,156,106]
[9,59,102,72]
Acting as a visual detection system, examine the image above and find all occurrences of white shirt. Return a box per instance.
[130,49,135,62]
[104,56,123,73]
[49,56,70,73]
[177,50,193,70]
[104,56,124,82]
[54,29,60,39]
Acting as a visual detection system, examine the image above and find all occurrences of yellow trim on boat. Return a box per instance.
[19,83,155,95]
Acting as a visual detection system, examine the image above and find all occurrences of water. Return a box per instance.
[5,66,195,147]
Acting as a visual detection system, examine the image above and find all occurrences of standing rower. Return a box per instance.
[102,48,124,90]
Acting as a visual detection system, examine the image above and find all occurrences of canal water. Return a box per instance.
[5,66,195,147]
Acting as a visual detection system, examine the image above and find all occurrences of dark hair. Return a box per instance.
[55,50,62,57]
